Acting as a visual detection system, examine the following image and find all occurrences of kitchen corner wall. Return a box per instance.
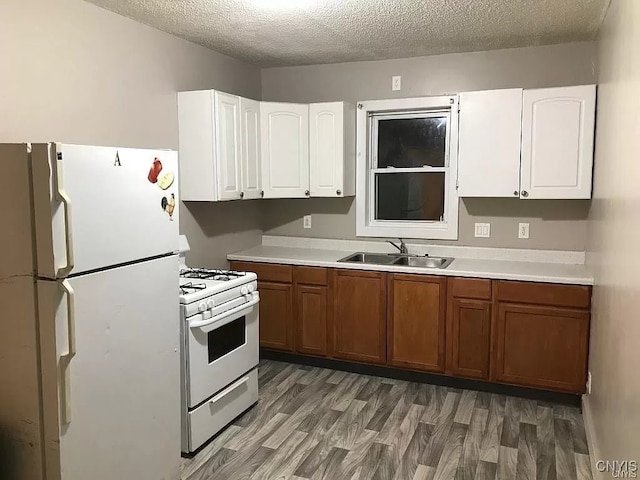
[261,42,597,251]
[0,0,264,268]
[584,0,640,469]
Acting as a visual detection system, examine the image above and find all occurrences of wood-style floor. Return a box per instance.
[181,360,592,480]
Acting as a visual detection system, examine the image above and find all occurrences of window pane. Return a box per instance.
[375,172,445,221]
[377,116,447,168]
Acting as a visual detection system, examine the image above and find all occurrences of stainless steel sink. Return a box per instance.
[392,256,454,269]
[337,252,454,269]
[337,252,398,265]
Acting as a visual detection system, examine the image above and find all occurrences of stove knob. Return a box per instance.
[207,299,215,309]
[198,302,206,313]
[247,284,255,293]
[240,286,249,296]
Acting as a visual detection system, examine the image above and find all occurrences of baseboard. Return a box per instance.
[582,396,605,480]
[261,349,582,407]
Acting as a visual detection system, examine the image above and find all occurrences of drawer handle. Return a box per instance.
[209,375,250,405]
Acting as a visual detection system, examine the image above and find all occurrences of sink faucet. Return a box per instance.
[387,238,408,255]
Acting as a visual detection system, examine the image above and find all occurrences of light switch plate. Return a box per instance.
[519,222,530,239]
[392,76,402,91]
[303,215,312,229]
[475,223,490,238]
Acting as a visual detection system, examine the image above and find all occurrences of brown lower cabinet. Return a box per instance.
[230,261,591,394]
[294,267,330,357]
[492,281,591,393]
[332,269,387,364]
[387,274,446,373]
[446,278,492,380]
[230,261,295,352]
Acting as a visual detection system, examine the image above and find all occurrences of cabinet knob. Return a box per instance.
[336,189,342,196]
[513,190,519,196]
[240,191,244,199]
[260,190,264,198]
[521,190,529,198]
[305,190,310,197]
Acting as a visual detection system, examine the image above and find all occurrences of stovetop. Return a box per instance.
[179,267,257,304]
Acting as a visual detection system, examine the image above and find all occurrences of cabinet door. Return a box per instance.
[214,92,242,201]
[448,298,491,379]
[309,102,343,197]
[332,270,386,364]
[260,102,309,198]
[521,85,596,199]
[240,98,262,200]
[257,281,294,352]
[492,303,589,393]
[458,89,523,198]
[177,90,216,201]
[388,274,446,372]
[295,284,329,356]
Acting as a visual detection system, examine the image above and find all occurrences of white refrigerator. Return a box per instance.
[0,143,182,480]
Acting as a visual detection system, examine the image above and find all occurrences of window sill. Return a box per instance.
[356,222,459,240]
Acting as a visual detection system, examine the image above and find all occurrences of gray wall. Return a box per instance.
[0,0,264,268]
[584,0,640,466]
[261,42,597,250]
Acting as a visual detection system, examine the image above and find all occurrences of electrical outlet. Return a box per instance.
[519,222,530,239]
[586,371,592,395]
[392,76,402,91]
[474,223,490,238]
[303,215,312,229]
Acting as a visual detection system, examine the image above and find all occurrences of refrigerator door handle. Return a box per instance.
[60,279,76,424]
[54,144,75,277]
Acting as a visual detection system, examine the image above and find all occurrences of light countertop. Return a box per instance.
[227,245,594,285]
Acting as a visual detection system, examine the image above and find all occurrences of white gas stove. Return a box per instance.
[178,250,260,455]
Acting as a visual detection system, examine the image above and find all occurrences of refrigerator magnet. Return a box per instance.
[157,172,175,190]
[148,157,163,183]
[161,193,176,220]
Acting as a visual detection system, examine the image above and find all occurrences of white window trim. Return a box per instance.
[356,95,460,240]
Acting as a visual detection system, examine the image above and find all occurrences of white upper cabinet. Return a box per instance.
[309,102,356,197]
[520,85,596,199]
[240,98,262,199]
[458,89,523,198]
[177,90,217,201]
[214,91,242,201]
[457,84,596,200]
[260,102,310,198]
[177,90,262,202]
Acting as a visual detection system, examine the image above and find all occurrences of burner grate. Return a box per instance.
[179,268,246,281]
[179,282,207,295]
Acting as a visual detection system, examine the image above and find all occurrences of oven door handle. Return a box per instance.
[189,297,259,330]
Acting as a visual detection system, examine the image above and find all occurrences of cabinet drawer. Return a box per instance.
[230,261,292,283]
[496,280,590,309]
[449,277,491,300]
[186,369,258,452]
[294,266,328,285]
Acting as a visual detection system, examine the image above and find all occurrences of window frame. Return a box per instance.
[356,96,460,240]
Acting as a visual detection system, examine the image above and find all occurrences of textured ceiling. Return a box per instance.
[85,0,610,67]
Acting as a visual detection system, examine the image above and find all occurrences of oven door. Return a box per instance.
[185,294,259,408]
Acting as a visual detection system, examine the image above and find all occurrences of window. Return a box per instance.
[356,96,459,239]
